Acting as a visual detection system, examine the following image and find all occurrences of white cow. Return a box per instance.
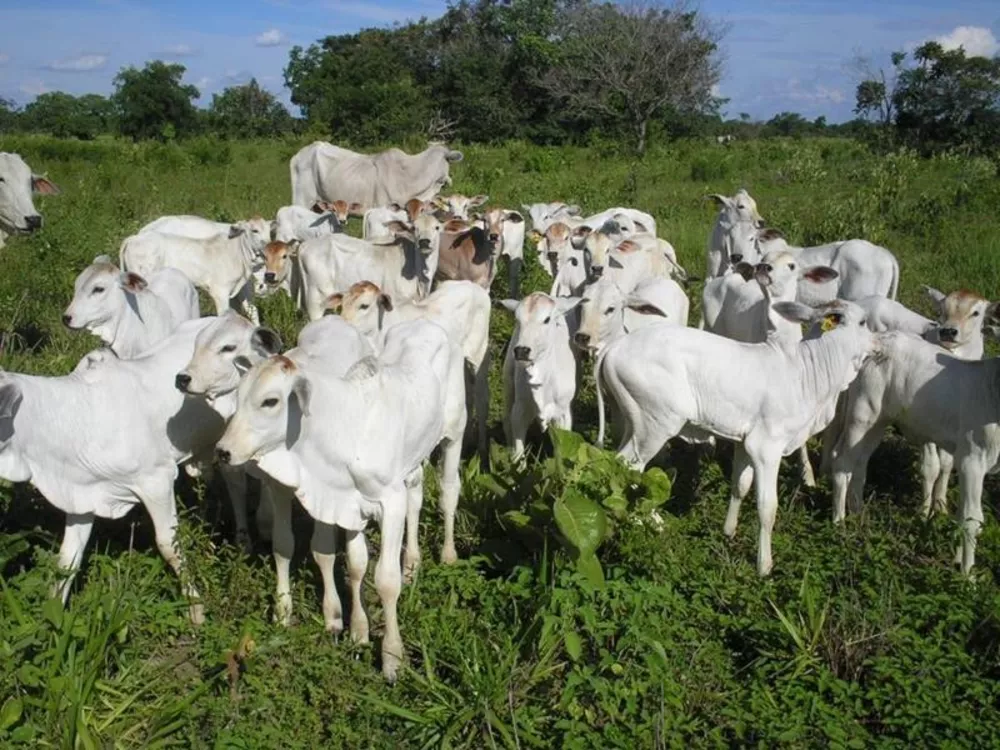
[216,319,465,681]
[297,214,444,321]
[601,300,876,575]
[574,275,689,446]
[522,202,581,234]
[0,152,59,247]
[63,255,200,358]
[579,230,686,290]
[363,205,409,240]
[705,189,765,279]
[435,193,489,220]
[501,293,583,460]
[330,279,492,469]
[120,221,268,324]
[854,295,935,336]
[137,214,270,241]
[0,317,231,622]
[823,287,996,520]
[473,207,527,296]
[273,205,343,244]
[290,141,463,210]
[828,332,1000,576]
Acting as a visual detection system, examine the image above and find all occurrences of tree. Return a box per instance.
[208,79,293,138]
[112,61,200,141]
[0,98,18,134]
[541,1,723,153]
[21,92,114,139]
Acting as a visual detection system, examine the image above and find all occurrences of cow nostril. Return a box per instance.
[940,328,958,339]
[591,266,604,277]
[61,314,72,327]
[216,448,231,464]
[175,373,192,392]
[574,333,591,345]
[546,252,558,262]
[418,239,431,250]
[731,254,743,264]
[263,272,276,283]
[513,346,531,361]
[26,215,42,231]
[489,233,499,242]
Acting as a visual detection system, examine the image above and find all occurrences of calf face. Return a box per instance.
[501,293,581,365]
[217,355,310,466]
[574,279,666,353]
[231,217,271,255]
[522,202,581,233]
[778,299,876,371]
[176,311,282,399]
[708,189,765,266]
[438,194,488,221]
[754,250,838,300]
[262,241,296,287]
[63,257,142,331]
[924,287,997,351]
[312,200,363,223]
[328,281,393,335]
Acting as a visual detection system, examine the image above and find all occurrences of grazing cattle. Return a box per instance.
[0,317,231,622]
[828,331,1000,576]
[329,279,492,468]
[523,202,581,234]
[435,218,495,290]
[716,134,735,145]
[501,293,583,460]
[601,300,876,575]
[176,312,381,628]
[63,255,199,358]
[575,276,689,446]
[273,205,343,244]
[0,152,59,247]
[297,214,444,321]
[580,230,685,290]
[121,221,269,324]
[823,287,997,520]
[855,295,935,336]
[290,141,463,210]
[436,193,489,220]
[705,189,765,279]
[216,319,465,681]
[473,207,527,296]
[310,199,363,225]
[363,205,409,240]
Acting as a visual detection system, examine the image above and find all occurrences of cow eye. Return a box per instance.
[569,258,579,266]
[859,318,867,327]
[262,397,279,408]
[359,303,371,310]
[973,310,981,317]
[604,306,615,315]
[220,344,236,353]
[543,316,551,324]
[91,286,105,295]
[789,263,796,271]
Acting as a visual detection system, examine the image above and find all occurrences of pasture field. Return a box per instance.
[1,133,1000,747]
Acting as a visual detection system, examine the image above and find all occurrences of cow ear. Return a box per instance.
[228,224,246,238]
[233,356,254,375]
[801,266,838,284]
[251,327,283,357]
[923,285,946,306]
[734,262,756,281]
[570,226,591,249]
[378,293,393,312]
[504,210,524,223]
[0,381,23,421]
[633,220,650,233]
[757,227,784,242]
[286,239,301,255]
[119,271,148,293]
[388,202,403,212]
[326,293,344,312]
[292,376,311,417]
[386,220,412,235]
[32,175,60,195]
[564,204,581,216]
[470,194,489,207]
[706,194,730,207]
[445,150,464,162]
[627,301,667,317]
[348,202,364,215]
[499,299,519,313]
[555,296,583,315]
[92,254,112,266]
[772,301,821,325]
[608,256,625,269]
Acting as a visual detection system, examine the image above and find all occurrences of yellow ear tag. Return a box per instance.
[820,315,838,333]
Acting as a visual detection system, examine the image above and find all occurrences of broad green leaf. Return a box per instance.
[564,631,583,661]
[475,474,508,497]
[0,697,22,730]
[550,427,584,465]
[41,597,63,628]
[639,467,673,511]
[502,510,532,529]
[602,493,628,517]
[554,487,607,557]
[576,553,606,589]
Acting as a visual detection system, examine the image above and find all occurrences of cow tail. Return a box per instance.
[118,236,133,272]
[595,348,608,448]
[888,258,900,300]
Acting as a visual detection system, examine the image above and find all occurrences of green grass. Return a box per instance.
[1,133,999,747]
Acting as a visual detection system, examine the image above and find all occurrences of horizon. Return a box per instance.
[1,0,997,125]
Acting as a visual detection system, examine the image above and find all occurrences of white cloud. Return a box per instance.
[935,26,999,59]
[164,43,197,57]
[46,54,108,72]
[254,29,286,47]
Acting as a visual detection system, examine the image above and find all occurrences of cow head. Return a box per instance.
[522,202,581,233]
[574,277,667,355]
[175,311,283,400]
[0,152,58,237]
[500,292,582,367]
[216,355,310,466]
[438,194,488,221]
[230,216,271,254]
[313,199,363,224]
[708,188,765,267]
[262,240,297,287]
[754,250,838,302]
[775,298,875,372]
[924,286,997,353]
[333,281,394,335]
[62,255,142,336]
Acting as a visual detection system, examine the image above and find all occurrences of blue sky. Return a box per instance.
[0,0,997,122]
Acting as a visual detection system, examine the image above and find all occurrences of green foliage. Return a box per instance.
[20,93,115,140]
[0,136,999,746]
[207,79,293,140]
[112,60,201,142]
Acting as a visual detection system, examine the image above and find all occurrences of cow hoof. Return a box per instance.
[189,602,206,626]
[440,545,458,565]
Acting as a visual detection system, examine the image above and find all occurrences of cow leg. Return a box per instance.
[143,478,204,625]
[439,436,462,565]
[919,443,942,518]
[957,453,987,575]
[831,416,885,524]
[724,444,754,539]
[52,513,95,605]
[475,352,491,471]
[553,406,572,431]
[210,289,232,318]
[344,529,370,644]
[403,467,423,583]
[798,443,816,488]
[748,445,782,577]
[269,484,295,626]
[508,257,522,300]
[255,480,274,542]
[618,414,684,473]
[375,484,407,682]
[933,448,954,516]
[509,394,534,463]
[219,464,251,554]
[310,521,343,634]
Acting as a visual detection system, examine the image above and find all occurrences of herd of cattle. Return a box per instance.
[0,143,997,681]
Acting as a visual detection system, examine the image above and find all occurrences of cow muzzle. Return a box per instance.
[175,373,192,393]
[937,327,958,345]
[590,265,604,278]
[574,332,592,349]
[61,313,73,328]
[730,253,743,264]
[25,215,42,231]
[418,238,432,252]
[264,271,277,285]
[513,346,531,362]
[216,447,232,464]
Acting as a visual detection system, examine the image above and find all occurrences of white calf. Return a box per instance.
[273,205,343,243]
[363,205,409,240]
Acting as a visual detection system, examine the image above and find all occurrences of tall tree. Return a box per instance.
[22,92,114,139]
[112,61,200,141]
[0,98,18,134]
[541,1,723,153]
[208,79,293,138]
